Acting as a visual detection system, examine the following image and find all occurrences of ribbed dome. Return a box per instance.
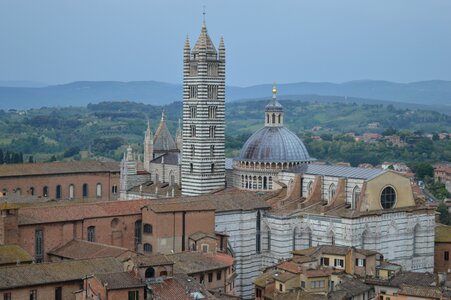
[239,127,311,162]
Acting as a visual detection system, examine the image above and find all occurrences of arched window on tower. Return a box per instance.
[278,114,281,124]
[272,113,275,124]
[352,186,361,209]
[256,211,261,254]
[328,184,336,202]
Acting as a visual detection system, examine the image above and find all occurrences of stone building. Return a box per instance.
[181,21,226,196]
[0,160,120,201]
[232,86,312,191]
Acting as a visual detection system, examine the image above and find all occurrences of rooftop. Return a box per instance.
[189,231,217,241]
[0,257,123,290]
[148,273,217,300]
[0,160,119,178]
[273,272,296,283]
[333,276,372,297]
[128,254,174,267]
[0,245,33,266]
[290,164,385,180]
[48,239,135,260]
[398,284,442,298]
[94,272,145,290]
[169,252,234,275]
[435,224,451,243]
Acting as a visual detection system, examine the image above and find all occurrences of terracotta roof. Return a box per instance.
[292,256,317,264]
[277,261,302,274]
[304,268,336,278]
[169,252,234,275]
[277,290,327,300]
[18,199,150,225]
[0,160,119,177]
[367,271,437,288]
[435,224,451,243]
[128,254,173,267]
[0,245,33,265]
[334,277,372,297]
[189,231,217,241]
[255,269,277,287]
[273,272,296,283]
[148,198,216,213]
[293,245,378,259]
[0,257,123,289]
[398,284,442,298]
[94,272,145,290]
[148,273,217,300]
[207,188,273,212]
[48,239,135,260]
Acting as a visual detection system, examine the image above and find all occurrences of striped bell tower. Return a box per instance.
[181,21,225,196]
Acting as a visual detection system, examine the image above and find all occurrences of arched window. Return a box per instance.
[190,163,194,173]
[292,228,297,251]
[82,184,88,198]
[329,231,335,245]
[258,176,262,189]
[413,224,421,256]
[267,114,269,124]
[134,220,142,250]
[143,243,152,253]
[111,218,119,230]
[87,226,95,242]
[210,145,215,157]
[145,267,155,278]
[143,224,153,234]
[155,171,159,183]
[96,183,102,197]
[69,184,75,199]
[35,229,44,263]
[278,114,281,124]
[263,177,267,190]
[380,186,396,209]
[111,185,118,194]
[307,181,313,196]
[361,230,368,249]
[43,186,48,197]
[29,187,35,196]
[352,186,360,209]
[328,184,336,202]
[56,185,62,200]
[211,163,215,173]
[272,113,275,124]
[170,173,175,186]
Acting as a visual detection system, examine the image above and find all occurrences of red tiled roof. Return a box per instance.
[277,261,302,274]
[18,199,150,225]
[0,160,119,177]
[48,239,135,260]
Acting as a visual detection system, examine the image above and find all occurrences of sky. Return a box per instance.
[0,0,450,86]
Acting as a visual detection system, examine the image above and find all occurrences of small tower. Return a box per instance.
[181,20,226,196]
[265,83,284,127]
[143,120,153,172]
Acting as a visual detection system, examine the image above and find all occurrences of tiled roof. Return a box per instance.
[189,231,217,241]
[255,269,277,287]
[291,164,385,180]
[94,272,145,290]
[169,252,234,275]
[151,152,180,165]
[0,257,123,289]
[128,254,173,267]
[367,272,437,288]
[304,268,336,278]
[0,160,119,177]
[293,245,378,258]
[18,199,149,225]
[334,277,372,296]
[48,239,135,260]
[0,245,33,265]
[148,198,216,213]
[398,284,442,298]
[435,224,451,243]
[149,273,217,300]
[207,188,273,212]
[192,23,217,55]
[277,261,302,274]
[153,113,177,152]
[273,272,296,283]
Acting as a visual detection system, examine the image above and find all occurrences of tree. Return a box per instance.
[437,202,451,225]
[28,155,34,163]
[411,162,433,180]
[0,149,3,164]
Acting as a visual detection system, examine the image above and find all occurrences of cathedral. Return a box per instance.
[117,20,436,299]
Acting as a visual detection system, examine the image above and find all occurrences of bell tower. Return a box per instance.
[181,20,226,196]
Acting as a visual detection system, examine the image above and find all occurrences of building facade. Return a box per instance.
[181,21,226,196]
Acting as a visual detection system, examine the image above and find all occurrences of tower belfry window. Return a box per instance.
[208,106,217,119]
[189,86,198,99]
[190,106,197,118]
[190,125,196,137]
[207,85,218,99]
[209,126,216,138]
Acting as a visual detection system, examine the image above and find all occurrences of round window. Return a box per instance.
[380,186,396,209]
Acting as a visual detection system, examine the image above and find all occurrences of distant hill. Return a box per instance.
[0,80,450,110]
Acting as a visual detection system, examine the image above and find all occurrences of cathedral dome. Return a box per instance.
[239,126,310,162]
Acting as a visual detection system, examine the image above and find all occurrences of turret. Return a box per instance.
[143,120,153,171]
[175,119,183,150]
[265,83,284,127]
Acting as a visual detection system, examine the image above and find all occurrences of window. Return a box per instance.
[96,183,102,197]
[190,125,196,137]
[111,185,118,194]
[202,244,208,253]
[35,229,43,263]
[279,283,283,291]
[208,272,213,282]
[208,106,217,119]
[301,281,305,288]
[87,226,95,242]
[30,290,37,300]
[189,85,198,99]
[43,186,48,197]
[3,293,11,300]
[209,126,216,138]
[190,106,197,118]
[256,211,261,254]
[145,267,155,278]
[69,184,75,199]
[352,186,361,209]
[56,185,62,199]
[134,220,142,250]
[29,187,35,196]
[210,145,215,157]
[82,183,88,198]
[380,186,396,209]
[207,85,218,99]
[256,288,262,298]
[356,258,366,267]
[15,187,21,195]
[207,63,218,76]
[311,280,325,289]
[128,291,139,300]
[211,163,215,173]
[55,287,62,300]
[216,271,222,281]
[320,257,330,266]
[143,224,153,234]
[328,183,336,202]
[334,259,344,268]
[191,144,195,156]
[445,251,449,261]
[144,243,152,253]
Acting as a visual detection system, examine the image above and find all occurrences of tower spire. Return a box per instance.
[203,5,206,24]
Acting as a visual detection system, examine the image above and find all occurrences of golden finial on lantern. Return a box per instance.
[272,82,277,95]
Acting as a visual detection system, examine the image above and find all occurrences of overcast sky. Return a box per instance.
[0,0,450,86]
